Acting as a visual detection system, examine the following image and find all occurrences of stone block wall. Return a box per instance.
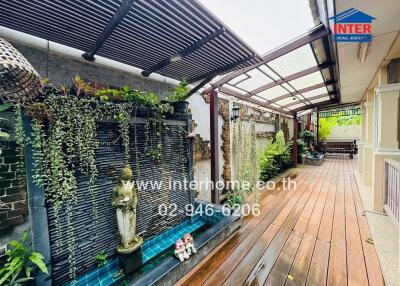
[0,141,27,233]
[0,41,175,250]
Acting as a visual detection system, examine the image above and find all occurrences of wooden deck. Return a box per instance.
[177,157,385,286]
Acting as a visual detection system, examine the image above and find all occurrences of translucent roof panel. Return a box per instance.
[268,45,317,77]
[228,74,250,85]
[287,103,306,110]
[277,97,301,106]
[235,69,273,91]
[271,103,282,109]
[288,71,324,90]
[281,83,296,93]
[253,96,269,103]
[225,84,247,95]
[257,85,288,100]
[258,65,281,81]
[301,86,328,98]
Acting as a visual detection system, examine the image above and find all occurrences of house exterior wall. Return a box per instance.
[358,66,400,212]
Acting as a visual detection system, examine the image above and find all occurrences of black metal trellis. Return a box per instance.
[318,105,361,118]
[0,0,260,84]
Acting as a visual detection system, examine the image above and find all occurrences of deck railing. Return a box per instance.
[383,158,400,224]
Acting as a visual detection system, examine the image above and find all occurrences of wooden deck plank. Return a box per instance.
[327,159,348,286]
[177,158,385,286]
[200,167,317,286]
[264,159,335,286]
[318,158,339,242]
[283,159,336,286]
[343,161,369,286]
[285,235,316,286]
[264,231,302,286]
[350,170,385,286]
[234,161,330,286]
[176,170,305,286]
[306,239,331,286]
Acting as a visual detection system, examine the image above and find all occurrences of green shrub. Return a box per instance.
[167,80,190,102]
[95,251,108,268]
[302,130,315,147]
[259,130,292,182]
[286,139,309,163]
[0,231,48,285]
[225,190,243,207]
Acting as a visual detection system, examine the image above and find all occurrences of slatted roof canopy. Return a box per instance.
[0,0,261,84]
[206,25,339,115]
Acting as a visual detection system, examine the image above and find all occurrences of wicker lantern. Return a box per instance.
[0,37,42,104]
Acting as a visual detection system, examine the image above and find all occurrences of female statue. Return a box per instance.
[112,164,143,253]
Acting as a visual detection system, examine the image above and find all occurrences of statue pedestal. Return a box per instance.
[118,247,142,275]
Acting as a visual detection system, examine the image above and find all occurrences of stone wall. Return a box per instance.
[10,41,175,98]
[0,111,29,259]
[0,141,27,235]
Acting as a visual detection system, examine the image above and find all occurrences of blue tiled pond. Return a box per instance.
[68,201,240,286]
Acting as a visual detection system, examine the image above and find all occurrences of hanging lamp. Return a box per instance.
[0,37,42,104]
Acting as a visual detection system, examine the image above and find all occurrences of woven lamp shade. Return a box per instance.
[0,37,42,104]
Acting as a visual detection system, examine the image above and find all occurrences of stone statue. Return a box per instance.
[112,164,143,253]
[174,239,189,262]
[183,233,197,255]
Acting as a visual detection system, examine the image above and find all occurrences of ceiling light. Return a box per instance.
[358,43,369,63]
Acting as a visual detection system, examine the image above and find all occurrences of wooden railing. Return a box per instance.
[383,159,400,224]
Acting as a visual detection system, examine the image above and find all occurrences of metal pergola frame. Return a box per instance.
[0,0,261,85]
[0,1,341,207]
[204,25,340,203]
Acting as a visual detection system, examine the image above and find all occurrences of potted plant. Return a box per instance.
[302,130,315,148]
[167,80,190,113]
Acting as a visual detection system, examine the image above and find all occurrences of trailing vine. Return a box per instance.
[22,78,174,281]
[14,105,26,182]
[117,106,130,163]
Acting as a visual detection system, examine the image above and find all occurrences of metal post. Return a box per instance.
[23,116,52,286]
[316,112,319,150]
[210,90,219,204]
[293,112,298,168]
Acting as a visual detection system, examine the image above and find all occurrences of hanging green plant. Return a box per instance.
[22,76,171,281]
[117,106,130,163]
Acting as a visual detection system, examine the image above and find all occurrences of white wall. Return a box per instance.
[187,93,225,202]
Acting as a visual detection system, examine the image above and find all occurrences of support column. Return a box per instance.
[358,102,367,173]
[209,90,219,204]
[316,112,319,150]
[23,116,52,286]
[362,90,374,185]
[372,83,400,211]
[293,113,298,168]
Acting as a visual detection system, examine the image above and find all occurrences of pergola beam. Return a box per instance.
[292,99,334,112]
[269,82,327,104]
[219,86,292,115]
[247,62,332,96]
[82,0,136,61]
[142,27,225,77]
[203,24,330,93]
[283,93,329,108]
